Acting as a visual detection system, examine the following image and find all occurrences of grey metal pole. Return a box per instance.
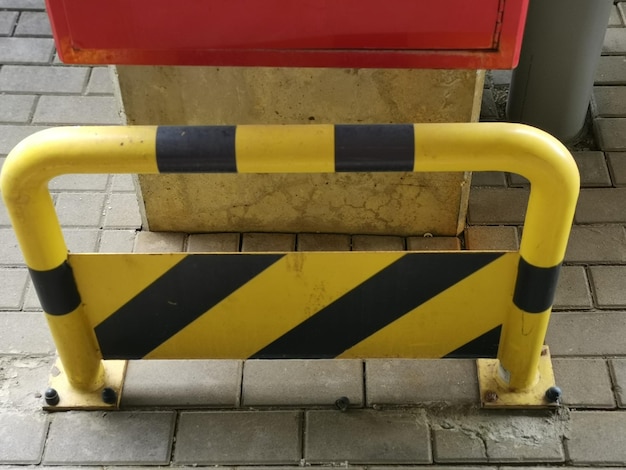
[507,0,612,142]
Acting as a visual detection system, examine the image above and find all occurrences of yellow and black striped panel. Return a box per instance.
[68,251,519,360]
[155,124,415,173]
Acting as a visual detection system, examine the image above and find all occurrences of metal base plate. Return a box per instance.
[477,346,558,408]
[44,359,127,411]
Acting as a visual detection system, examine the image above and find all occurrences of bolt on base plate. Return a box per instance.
[44,359,127,411]
[477,346,559,408]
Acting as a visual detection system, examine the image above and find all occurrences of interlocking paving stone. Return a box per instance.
[241,233,296,252]
[297,233,351,251]
[589,265,626,307]
[564,225,626,263]
[0,312,53,354]
[99,230,137,253]
[468,188,528,224]
[14,11,52,36]
[0,94,36,123]
[565,411,626,464]
[0,356,54,411]
[406,236,460,251]
[187,233,240,252]
[465,225,519,250]
[575,188,626,223]
[0,38,53,63]
[103,193,142,229]
[0,412,48,464]
[0,0,45,8]
[55,192,106,227]
[305,409,431,464]
[607,151,626,185]
[595,118,626,150]
[0,267,28,309]
[610,4,623,25]
[352,234,404,251]
[86,67,115,94]
[0,11,17,36]
[243,359,363,406]
[592,86,626,117]
[0,125,48,155]
[43,411,175,465]
[64,229,100,253]
[547,312,626,356]
[572,151,613,187]
[603,27,626,54]
[0,228,25,265]
[33,95,121,125]
[553,266,592,310]
[175,411,301,464]
[471,171,507,187]
[134,231,185,252]
[122,360,242,407]
[596,55,626,85]
[609,359,626,407]
[22,280,41,311]
[553,358,616,408]
[366,359,479,405]
[49,174,109,191]
[480,89,498,121]
[490,70,512,85]
[110,174,135,192]
[431,410,565,463]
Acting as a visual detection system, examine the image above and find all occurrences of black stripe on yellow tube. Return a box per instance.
[29,261,81,315]
[513,257,561,313]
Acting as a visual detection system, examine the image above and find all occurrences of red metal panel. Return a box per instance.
[46,0,528,69]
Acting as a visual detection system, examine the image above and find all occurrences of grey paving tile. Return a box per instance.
[33,95,122,125]
[596,55,626,85]
[468,188,528,225]
[595,118,626,150]
[110,174,135,191]
[0,356,54,411]
[0,125,49,155]
[297,233,351,251]
[175,411,301,464]
[490,70,512,85]
[14,11,52,36]
[122,360,242,407]
[603,27,626,54]
[431,410,564,463]
[0,412,48,464]
[553,266,592,310]
[99,230,137,253]
[553,358,616,408]
[0,312,54,354]
[86,67,114,94]
[0,228,24,265]
[366,359,479,406]
[352,234,404,251]
[22,279,41,311]
[610,4,623,25]
[64,229,99,253]
[0,94,35,123]
[305,409,431,464]
[609,358,626,407]
[592,86,626,117]
[187,233,240,252]
[55,192,105,227]
[572,151,612,187]
[465,225,519,250]
[589,265,626,307]
[406,236,460,251]
[0,11,17,36]
[470,171,507,187]
[103,193,142,229]
[243,359,363,406]
[0,37,53,63]
[576,188,626,223]
[607,151,626,186]
[43,411,175,465]
[619,2,626,24]
[0,0,45,8]
[547,312,626,356]
[134,231,185,252]
[564,225,626,263]
[565,411,626,464]
[241,233,295,252]
[49,173,109,191]
[0,267,28,309]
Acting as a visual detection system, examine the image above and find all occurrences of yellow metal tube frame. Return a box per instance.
[0,123,579,400]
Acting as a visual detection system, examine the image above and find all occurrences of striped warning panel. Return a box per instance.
[68,251,518,360]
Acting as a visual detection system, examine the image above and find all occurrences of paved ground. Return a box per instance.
[2,0,626,467]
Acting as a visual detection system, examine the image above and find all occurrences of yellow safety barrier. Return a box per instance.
[0,123,579,409]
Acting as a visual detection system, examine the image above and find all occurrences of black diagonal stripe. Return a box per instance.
[444,325,502,359]
[94,254,282,359]
[156,126,237,173]
[251,252,504,359]
[335,124,414,172]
